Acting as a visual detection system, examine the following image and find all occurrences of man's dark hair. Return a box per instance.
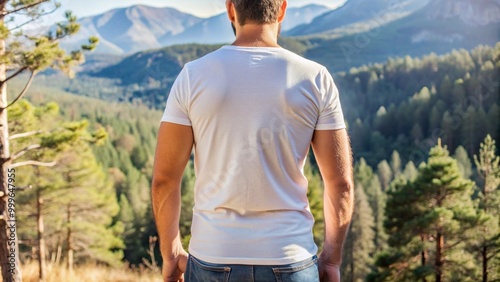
[231,0,284,25]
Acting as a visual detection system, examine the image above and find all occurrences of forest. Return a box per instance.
[6,42,499,281]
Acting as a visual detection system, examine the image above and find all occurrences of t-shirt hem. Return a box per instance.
[161,116,192,126]
[315,123,346,131]
[188,248,318,266]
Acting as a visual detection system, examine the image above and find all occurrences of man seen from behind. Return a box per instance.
[152,0,355,281]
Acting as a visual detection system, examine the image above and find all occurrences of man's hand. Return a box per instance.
[318,258,341,282]
[162,250,189,282]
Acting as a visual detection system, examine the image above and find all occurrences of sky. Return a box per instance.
[48,0,346,20]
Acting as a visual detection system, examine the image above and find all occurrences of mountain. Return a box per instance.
[61,5,202,54]
[62,4,330,54]
[291,0,500,71]
[165,4,330,46]
[286,0,430,36]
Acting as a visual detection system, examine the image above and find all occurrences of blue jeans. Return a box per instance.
[184,255,319,282]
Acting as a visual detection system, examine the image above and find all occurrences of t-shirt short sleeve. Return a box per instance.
[161,66,192,126]
[315,68,346,130]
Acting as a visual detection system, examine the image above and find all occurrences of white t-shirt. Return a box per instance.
[161,45,345,265]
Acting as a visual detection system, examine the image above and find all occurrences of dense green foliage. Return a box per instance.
[19,88,162,266]
[341,43,500,166]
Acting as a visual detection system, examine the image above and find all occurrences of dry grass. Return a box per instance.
[19,262,162,282]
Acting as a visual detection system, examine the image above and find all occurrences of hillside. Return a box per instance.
[92,44,222,84]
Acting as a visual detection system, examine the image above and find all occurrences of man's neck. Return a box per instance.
[232,23,280,48]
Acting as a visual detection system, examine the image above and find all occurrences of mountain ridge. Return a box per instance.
[61,4,330,54]
[61,5,202,54]
[286,0,430,36]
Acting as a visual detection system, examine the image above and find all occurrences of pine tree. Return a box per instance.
[461,105,478,155]
[377,160,392,191]
[56,147,123,268]
[390,150,402,178]
[369,177,430,282]
[369,175,388,251]
[473,135,500,282]
[117,194,136,254]
[454,145,473,179]
[355,159,388,251]
[355,158,374,189]
[342,184,375,282]
[487,104,500,141]
[371,141,478,281]
[0,2,97,280]
[402,161,418,181]
[414,142,478,281]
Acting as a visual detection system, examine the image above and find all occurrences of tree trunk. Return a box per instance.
[435,233,444,282]
[66,204,73,271]
[420,234,427,282]
[55,244,62,265]
[0,6,21,280]
[37,188,46,281]
[350,260,354,282]
[482,245,488,282]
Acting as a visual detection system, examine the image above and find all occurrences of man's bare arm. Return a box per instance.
[152,122,194,282]
[311,129,354,281]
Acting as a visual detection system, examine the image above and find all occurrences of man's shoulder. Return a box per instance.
[184,47,226,68]
[280,48,326,71]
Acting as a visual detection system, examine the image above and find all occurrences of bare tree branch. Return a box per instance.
[0,70,36,110]
[10,130,47,140]
[3,0,51,16]
[487,248,500,260]
[0,66,28,85]
[10,160,57,168]
[8,19,35,31]
[8,5,58,31]
[11,144,41,160]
